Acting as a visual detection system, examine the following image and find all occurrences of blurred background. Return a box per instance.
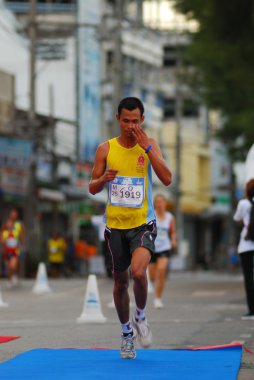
[0,0,253,277]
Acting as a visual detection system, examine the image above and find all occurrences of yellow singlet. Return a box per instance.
[105,138,155,229]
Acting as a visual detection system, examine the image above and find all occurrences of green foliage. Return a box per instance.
[173,0,254,158]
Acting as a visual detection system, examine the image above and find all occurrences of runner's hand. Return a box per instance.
[131,124,150,151]
[102,169,118,183]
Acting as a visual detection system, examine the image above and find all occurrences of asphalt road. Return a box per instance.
[0,271,253,379]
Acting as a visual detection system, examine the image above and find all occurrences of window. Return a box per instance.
[182,99,199,117]
[106,51,114,66]
[163,46,177,67]
[163,98,175,118]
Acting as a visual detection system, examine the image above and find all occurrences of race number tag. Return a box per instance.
[6,237,18,248]
[109,176,145,208]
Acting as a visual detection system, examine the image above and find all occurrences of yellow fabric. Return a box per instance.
[105,138,152,229]
[2,229,19,240]
[13,221,22,237]
[48,238,66,264]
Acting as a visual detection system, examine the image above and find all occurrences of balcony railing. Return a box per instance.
[5,1,76,14]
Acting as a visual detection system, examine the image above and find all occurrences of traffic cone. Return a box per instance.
[147,269,154,294]
[32,262,51,294]
[77,274,106,323]
[0,286,8,307]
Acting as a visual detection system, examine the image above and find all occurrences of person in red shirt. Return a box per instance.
[1,220,20,286]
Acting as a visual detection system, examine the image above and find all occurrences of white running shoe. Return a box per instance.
[154,298,164,309]
[132,316,152,348]
[9,275,19,288]
[120,333,136,359]
[241,313,254,320]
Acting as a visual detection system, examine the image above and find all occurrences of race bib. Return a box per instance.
[6,237,18,248]
[109,176,145,208]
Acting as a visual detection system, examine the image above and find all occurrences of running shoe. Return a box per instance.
[132,316,152,348]
[154,298,164,309]
[120,333,136,359]
[241,313,254,320]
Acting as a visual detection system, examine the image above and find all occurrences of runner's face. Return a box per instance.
[154,196,166,212]
[116,108,144,138]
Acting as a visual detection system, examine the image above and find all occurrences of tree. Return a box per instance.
[173,0,254,159]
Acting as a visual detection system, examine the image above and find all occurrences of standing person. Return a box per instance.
[47,231,67,278]
[74,237,88,277]
[5,208,25,285]
[1,220,21,287]
[149,194,177,309]
[8,209,25,248]
[233,178,254,320]
[91,214,112,278]
[89,97,172,359]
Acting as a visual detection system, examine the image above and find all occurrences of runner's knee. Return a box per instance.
[114,275,129,294]
[131,267,146,283]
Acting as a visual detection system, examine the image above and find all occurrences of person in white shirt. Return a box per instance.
[149,194,176,309]
[233,178,254,320]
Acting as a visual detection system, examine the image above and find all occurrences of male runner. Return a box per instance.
[89,97,172,359]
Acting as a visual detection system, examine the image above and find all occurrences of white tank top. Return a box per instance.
[155,212,173,253]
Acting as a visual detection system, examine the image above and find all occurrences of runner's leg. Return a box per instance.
[155,257,169,299]
[131,247,151,309]
[113,270,130,323]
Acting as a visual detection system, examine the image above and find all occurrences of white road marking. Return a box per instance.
[191,291,226,297]
[240,334,252,338]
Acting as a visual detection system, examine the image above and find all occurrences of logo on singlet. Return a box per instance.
[137,154,145,166]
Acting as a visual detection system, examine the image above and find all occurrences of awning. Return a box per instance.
[38,188,66,202]
[60,184,86,200]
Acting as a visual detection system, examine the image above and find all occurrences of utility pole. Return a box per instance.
[49,84,58,230]
[136,0,143,25]
[174,37,184,257]
[26,0,37,259]
[111,0,124,136]
[75,0,80,161]
[29,0,36,121]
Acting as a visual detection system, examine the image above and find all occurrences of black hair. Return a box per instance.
[245,179,254,241]
[117,97,144,116]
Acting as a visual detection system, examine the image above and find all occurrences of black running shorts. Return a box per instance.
[150,249,173,263]
[104,220,157,273]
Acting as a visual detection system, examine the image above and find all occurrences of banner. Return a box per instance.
[0,138,32,196]
[0,70,15,134]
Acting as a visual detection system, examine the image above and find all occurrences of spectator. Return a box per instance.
[233,178,254,320]
[1,219,21,287]
[74,238,88,277]
[47,231,67,278]
[91,214,112,278]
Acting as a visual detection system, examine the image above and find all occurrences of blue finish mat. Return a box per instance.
[0,347,242,380]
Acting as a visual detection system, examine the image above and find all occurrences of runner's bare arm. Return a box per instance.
[146,139,172,186]
[131,125,171,186]
[89,142,118,195]
[169,217,177,248]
